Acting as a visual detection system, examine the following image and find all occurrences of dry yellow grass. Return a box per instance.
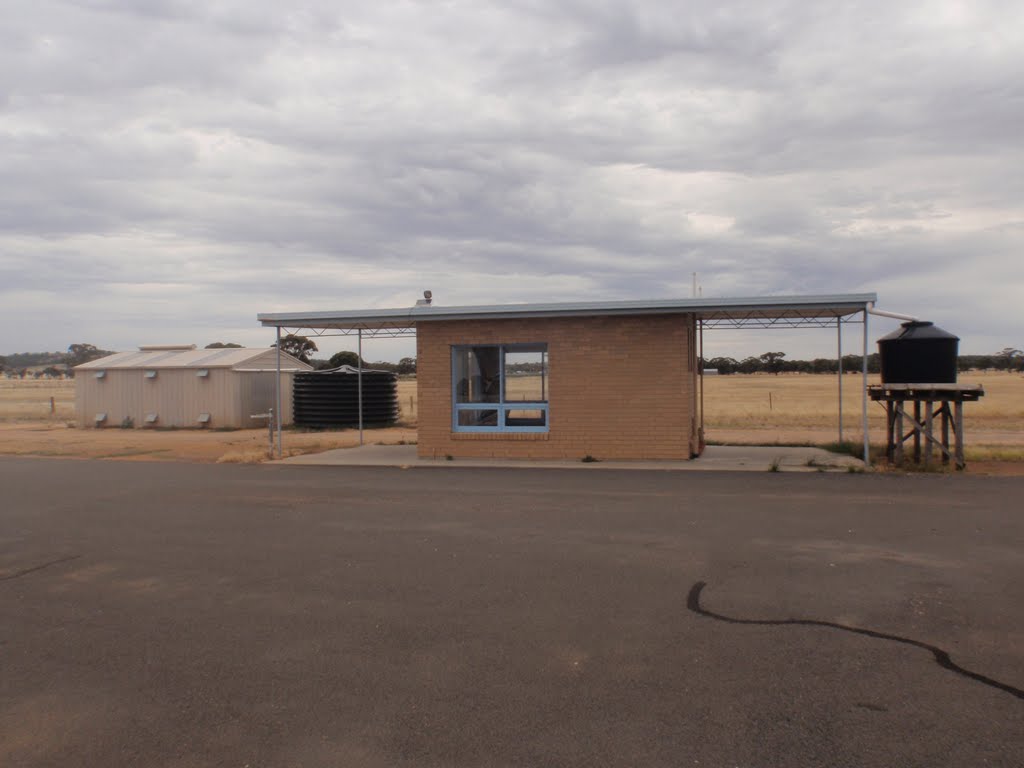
[702,371,1024,450]
[0,371,1020,465]
[397,378,417,422]
[0,379,75,423]
[703,371,1024,473]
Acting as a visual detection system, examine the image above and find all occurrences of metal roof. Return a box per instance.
[75,347,312,371]
[257,293,878,335]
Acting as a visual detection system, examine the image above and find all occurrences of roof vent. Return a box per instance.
[138,344,197,352]
[415,290,433,307]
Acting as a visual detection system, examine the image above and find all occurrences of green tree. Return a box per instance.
[328,350,361,368]
[0,355,6,373]
[996,348,1023,371]
[759,351,786,375]
[273,334,318,364]
[65,343,109,367]
[397,357,416,375]
[706,356,740,375]
[738,356,761,374]
[205,342,243,349]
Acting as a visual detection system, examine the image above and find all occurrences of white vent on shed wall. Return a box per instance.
[197,413,211,424]
[145,370,158,379]
[196,369,209,378]
[95,413,107,423]
[145,413,158,424]
[94,371,106,379]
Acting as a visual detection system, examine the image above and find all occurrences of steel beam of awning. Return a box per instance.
[257,293,877,334]
[260,293,876,464]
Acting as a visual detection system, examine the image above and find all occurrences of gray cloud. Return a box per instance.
[1,0,1022,358]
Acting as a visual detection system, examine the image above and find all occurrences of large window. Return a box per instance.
[452,344,548,432]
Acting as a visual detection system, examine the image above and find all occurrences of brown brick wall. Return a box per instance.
[416,314,698,460]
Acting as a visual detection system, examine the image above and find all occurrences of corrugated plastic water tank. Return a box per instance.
[293,365,400,428]
[878,321,959,384]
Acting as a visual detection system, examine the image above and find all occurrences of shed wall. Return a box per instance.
[416,314,697,460]
[75,369,296,428]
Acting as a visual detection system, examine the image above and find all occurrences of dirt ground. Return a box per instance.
[0,423,418,463]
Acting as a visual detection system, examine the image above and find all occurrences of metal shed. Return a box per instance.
[74,345,312,429]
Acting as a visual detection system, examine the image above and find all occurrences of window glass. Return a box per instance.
[505,409,546,427]
[456,409,500,427]
[454,347,501,404]
[452,344,548,432]
[503,349,547,403]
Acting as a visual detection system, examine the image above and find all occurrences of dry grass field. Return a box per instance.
[0,372,1020,466]
[703,371,1024,459]
[0,379,76,423]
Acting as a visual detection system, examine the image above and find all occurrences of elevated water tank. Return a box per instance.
[878,321,959,384]
[293,365,400,428]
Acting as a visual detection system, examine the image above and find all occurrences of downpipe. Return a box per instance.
[866,302,918,322]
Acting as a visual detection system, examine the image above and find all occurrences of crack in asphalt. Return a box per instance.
[687,580,1024,702]
[0,555,81,583]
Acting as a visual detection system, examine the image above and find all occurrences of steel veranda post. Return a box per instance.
[358,329,363,446]
[275,327,282,458]
[699,318,704,447]
[837,316,843,443]
[862,308,869,465]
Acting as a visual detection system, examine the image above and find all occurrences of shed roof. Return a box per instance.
[257,293,878,334]
[75,347,313,371]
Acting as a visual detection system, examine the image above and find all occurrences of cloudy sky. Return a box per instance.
[2,0,1021,361]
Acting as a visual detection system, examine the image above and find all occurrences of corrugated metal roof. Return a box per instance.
[257,293,878,330]
[75,347,312,371]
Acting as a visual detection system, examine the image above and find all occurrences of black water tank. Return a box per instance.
[878,321,959,384]
[293,366,400,428]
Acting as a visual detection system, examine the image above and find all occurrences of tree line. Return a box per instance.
[4,340,1021,379]
[273,335,416,374]
[1,344,115,378]
[704,348,1024,375]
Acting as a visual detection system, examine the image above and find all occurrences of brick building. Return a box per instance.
[258,293,876,461]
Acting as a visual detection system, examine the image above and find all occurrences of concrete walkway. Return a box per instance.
[276,443,866,472]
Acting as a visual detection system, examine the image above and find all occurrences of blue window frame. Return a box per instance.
[452,344,548,432]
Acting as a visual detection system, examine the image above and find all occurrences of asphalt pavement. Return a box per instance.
[1,458,1022,767]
